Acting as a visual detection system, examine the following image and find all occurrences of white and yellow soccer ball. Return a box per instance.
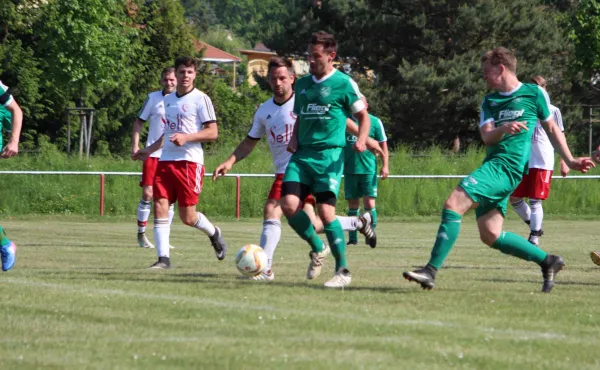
[235,244,268,277]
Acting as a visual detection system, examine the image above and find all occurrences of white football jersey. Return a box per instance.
[160,88,217,164]
[138,90,168,158]
[529,104,564,170]
[247,95,296,174]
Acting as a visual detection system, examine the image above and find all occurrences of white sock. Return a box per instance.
[529,199,543,232]
[337,216,362,231]
[168,204,175,225]
[193,212,216,236]
[510,198,531,223]
[137,199,152,233]
[153,218,170,258]
[260,219,281,271]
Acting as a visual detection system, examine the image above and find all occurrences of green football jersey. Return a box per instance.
[480,82,551,175]
[0,81,14,151]
[344,114,387,174]
[293,69,364,149]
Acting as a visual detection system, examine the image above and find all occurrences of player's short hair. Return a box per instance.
[309,31,337,53]
[481,47,517,74]
[531,75,547,89]
[161,67,175,78]
[174,56,196,70]
[267,57,294,77]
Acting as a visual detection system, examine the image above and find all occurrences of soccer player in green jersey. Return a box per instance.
[0,80,23,271]
[344,95,389,247]
[403,47,594,293]
[281,31,371,288]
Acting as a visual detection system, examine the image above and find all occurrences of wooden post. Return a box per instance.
[86,110,94,159]
[232,61,237,89]
[66,109,71,157]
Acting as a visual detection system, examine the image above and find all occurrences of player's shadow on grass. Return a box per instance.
[478,278,600,287]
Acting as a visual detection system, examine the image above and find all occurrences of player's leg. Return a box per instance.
[528,199,544,245]
[346,198,360,245]
[177,163,227,261]
[528,168,552,246]
[0,225,16,271]
[254,198,282,281]
[149,161,173,268]
[303,198,323,233]
[403,186,473,289]
[479,208,564,293]
[509,173,531,227]
[363,172,378,230]
[137,157,157,248]
[318,194,352,288]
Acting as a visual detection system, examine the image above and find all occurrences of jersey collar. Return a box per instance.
[498,82,522,96]
[273,93,294,106]
[311,69,337,84]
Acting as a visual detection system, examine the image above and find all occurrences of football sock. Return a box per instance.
[347,208,359,242]
[153,218,170,258]
[510,198,531,223]
[0,226,10,247]
[193,212,216,236]
[490,231,547,264]
[287,210,324,253]
[137,199,151,233]
[168,204,175,225]
[427,209,462,269]
[324,219,347,270]
[336,216,361,231]
[260,219,281,271]
[365,207,377,229]
[529,199,543,233]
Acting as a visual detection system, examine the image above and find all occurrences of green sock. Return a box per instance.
[324,219,347,271]
[0,226,9,247]
[490,231,547,264]
[428,209,462,269]
[365,207,377,229]
[287,211,324,253]
[347,208,359,242]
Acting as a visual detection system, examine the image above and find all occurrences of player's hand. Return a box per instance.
[0,141,18,158]
[212,161,233,182]
[500,121,528,135]
[169,133,188,146]
[132,148,150,161]
[567,157,595,173]
[131,146,139,160]
[353,138,367,153]
[287,137,298,153]
[366,138,384,157]
[560,161,570,177]
[380,166,389,180]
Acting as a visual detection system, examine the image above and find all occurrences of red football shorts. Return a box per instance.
[268,174,315,206]
[139,157,159,187]
[511,168,553,200]
[153,161,204,207]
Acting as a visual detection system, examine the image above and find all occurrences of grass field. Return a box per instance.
[1,216,600,369]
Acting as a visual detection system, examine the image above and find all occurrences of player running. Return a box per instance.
[212,57,378,281]
[0,80,23,271]
[282,31,372,288]
[510,75,568,247]
[133,56,227,269]
[131,68,177,249]
[344,95,389,246]
[403,47,594,293]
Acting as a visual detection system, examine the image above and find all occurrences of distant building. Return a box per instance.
[194,40,242,88]
[239,43,277,86]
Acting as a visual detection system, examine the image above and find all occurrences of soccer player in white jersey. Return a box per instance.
[131,68,177,248]
[509,76,568,246]
[133,56,227,269]
[212,57,377,281]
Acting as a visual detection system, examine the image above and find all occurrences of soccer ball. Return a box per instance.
[235,244,268,277]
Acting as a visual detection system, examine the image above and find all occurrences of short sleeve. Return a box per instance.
[247,106,266,139]
[137,94,153,121]
[553,106,564,131]
[536,86,552,122]
[374,117,387,142]
[346,78,365,114]
[198,94,217,124]
[479,97,494,127]
[0,81,14,107]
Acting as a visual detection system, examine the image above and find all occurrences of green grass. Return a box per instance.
[1,217,600,369]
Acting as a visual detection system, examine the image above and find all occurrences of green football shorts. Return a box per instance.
[344,173,378,200]
[283,147,344,196]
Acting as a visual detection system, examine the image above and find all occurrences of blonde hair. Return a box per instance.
[481,47,517,74]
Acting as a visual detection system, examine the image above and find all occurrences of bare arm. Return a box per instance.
[479,121,528,146]
[346,118,384,157]
[213,137,260,181]
[1,99,23,158]
[169,122,218,146]
[542,118,594,172]
[131,118,145,159]
[287,117,299,153]
[380,141,389,179]
[353,109,370,152]
[132,134,164,161]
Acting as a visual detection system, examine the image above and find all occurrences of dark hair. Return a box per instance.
[267,57,295,77]
[309,31,337,53]
[481,47,517,74]
[174,56,196,70]
[161,67,175,78]
[531,75,546,89]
